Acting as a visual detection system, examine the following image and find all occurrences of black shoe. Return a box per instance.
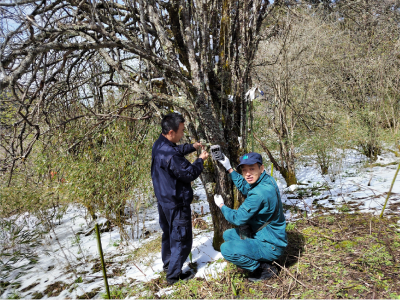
[248,262,278,282]
[161,263,169,273]
[166,271,194,285]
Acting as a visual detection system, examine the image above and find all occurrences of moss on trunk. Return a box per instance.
[281,169,298,186]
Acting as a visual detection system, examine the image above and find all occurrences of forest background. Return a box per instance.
[1,0,400,298]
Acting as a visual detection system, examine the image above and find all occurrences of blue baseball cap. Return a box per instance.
[237,152,263,169]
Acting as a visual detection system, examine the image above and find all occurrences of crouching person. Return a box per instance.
[214,152,287,282]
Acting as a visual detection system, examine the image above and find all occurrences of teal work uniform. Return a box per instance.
[220,170,287,271]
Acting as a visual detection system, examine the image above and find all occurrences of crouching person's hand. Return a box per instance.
[217,154,232,171]
[214,194,224,208]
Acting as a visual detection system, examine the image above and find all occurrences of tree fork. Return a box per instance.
[253,132,298,186]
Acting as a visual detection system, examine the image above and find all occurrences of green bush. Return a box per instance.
[58,121,158,238]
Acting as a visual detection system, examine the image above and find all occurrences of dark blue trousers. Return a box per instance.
[157,202,192,280]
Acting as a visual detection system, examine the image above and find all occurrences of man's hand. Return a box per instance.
[193,142,203,150]
[217,154,232,171]
[199,150,209,161]
[214,194,224,208]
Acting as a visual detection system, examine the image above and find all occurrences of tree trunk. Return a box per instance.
[254,133,298,186]
[280,169,298,186]
[188,87,244,250]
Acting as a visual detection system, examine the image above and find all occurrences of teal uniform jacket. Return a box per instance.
[221,170,288,249]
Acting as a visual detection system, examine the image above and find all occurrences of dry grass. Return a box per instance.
[130,233,162,259]
[125,233,162,269]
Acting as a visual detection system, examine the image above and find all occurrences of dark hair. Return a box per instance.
[161,113,185,134]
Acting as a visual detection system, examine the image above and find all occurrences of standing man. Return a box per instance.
[214,152,287,282]
[151,113,209,285]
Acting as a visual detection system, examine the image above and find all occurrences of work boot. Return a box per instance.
[166,271,194,286]
[248,262,278,282]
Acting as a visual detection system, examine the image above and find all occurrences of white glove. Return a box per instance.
[218,154,232,171]
[214,194,224,208]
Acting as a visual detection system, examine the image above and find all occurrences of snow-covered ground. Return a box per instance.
[1,149,399,299]
[277,149,400,217]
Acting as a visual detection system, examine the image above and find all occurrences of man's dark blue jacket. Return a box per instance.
[151,134,204,207]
